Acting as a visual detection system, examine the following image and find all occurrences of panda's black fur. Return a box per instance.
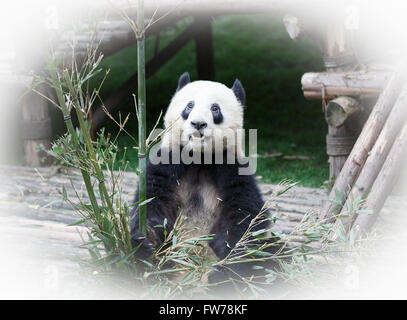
[130,73,279,288]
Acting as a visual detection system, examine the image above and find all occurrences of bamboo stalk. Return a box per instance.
[73,105,114,214]
[137,0,148,237]
[57,67,119,241]
[48,69,101,221]
[72,99,128,252]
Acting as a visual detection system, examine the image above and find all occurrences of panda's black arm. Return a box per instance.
[130,159,183,259]
[210,178,267,254]
[209,163,275,283]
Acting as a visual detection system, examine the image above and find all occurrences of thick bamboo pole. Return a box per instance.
[137,0,147,237]
[320,65,407,220]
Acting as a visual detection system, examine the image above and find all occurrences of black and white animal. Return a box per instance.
[130,72,279,287]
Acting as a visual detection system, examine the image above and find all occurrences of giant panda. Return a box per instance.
[130,72,279,288]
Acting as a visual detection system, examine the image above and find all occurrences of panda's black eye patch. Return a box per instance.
[211,103,223,124]
[181,101,194,120]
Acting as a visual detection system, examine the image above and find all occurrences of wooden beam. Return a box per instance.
[107,0,285,17]
[194,16,215,81]
[302,71,390,100]
[92,21,198,131]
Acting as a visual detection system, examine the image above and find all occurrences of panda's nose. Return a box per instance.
[190,121,207,131]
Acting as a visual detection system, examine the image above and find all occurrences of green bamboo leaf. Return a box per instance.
[181,271,196,283]
[277,181,299,196]
[67,217,89,226]
[304,232,320,241]
[185,236,213,244]
[252,265,264,270]
[80,68,103,85]
[251,229,267,236]
[138,197,155,207]
[62,185,68,201]
[79,239,102,247]
[171,259,194,268]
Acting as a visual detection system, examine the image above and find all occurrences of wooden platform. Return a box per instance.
[1,165,406,298]
[0,165,326,257]
[0,165,326,297]
[0,165,326,231]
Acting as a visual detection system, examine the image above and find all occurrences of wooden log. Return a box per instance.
[302,71,390,100]
[321,18,360,181]
[353,124,407,233]
[303,88,381,100]
[333,85,407,231]
[194,16,215,81]
[92,21,198,131]
[326,126,357,180]
[320,65,407,220]
[325,96,361,127]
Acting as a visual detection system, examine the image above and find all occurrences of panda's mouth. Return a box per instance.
[189,132,206,142]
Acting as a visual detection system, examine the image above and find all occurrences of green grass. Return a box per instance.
[93,14,327,187]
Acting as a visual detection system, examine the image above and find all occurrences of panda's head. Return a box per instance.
[162,72,246,154]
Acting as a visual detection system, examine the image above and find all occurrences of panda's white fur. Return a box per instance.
[161,80,244,156]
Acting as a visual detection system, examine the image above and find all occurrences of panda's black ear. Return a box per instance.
[176,72,191,92]
[231,79,246,106]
